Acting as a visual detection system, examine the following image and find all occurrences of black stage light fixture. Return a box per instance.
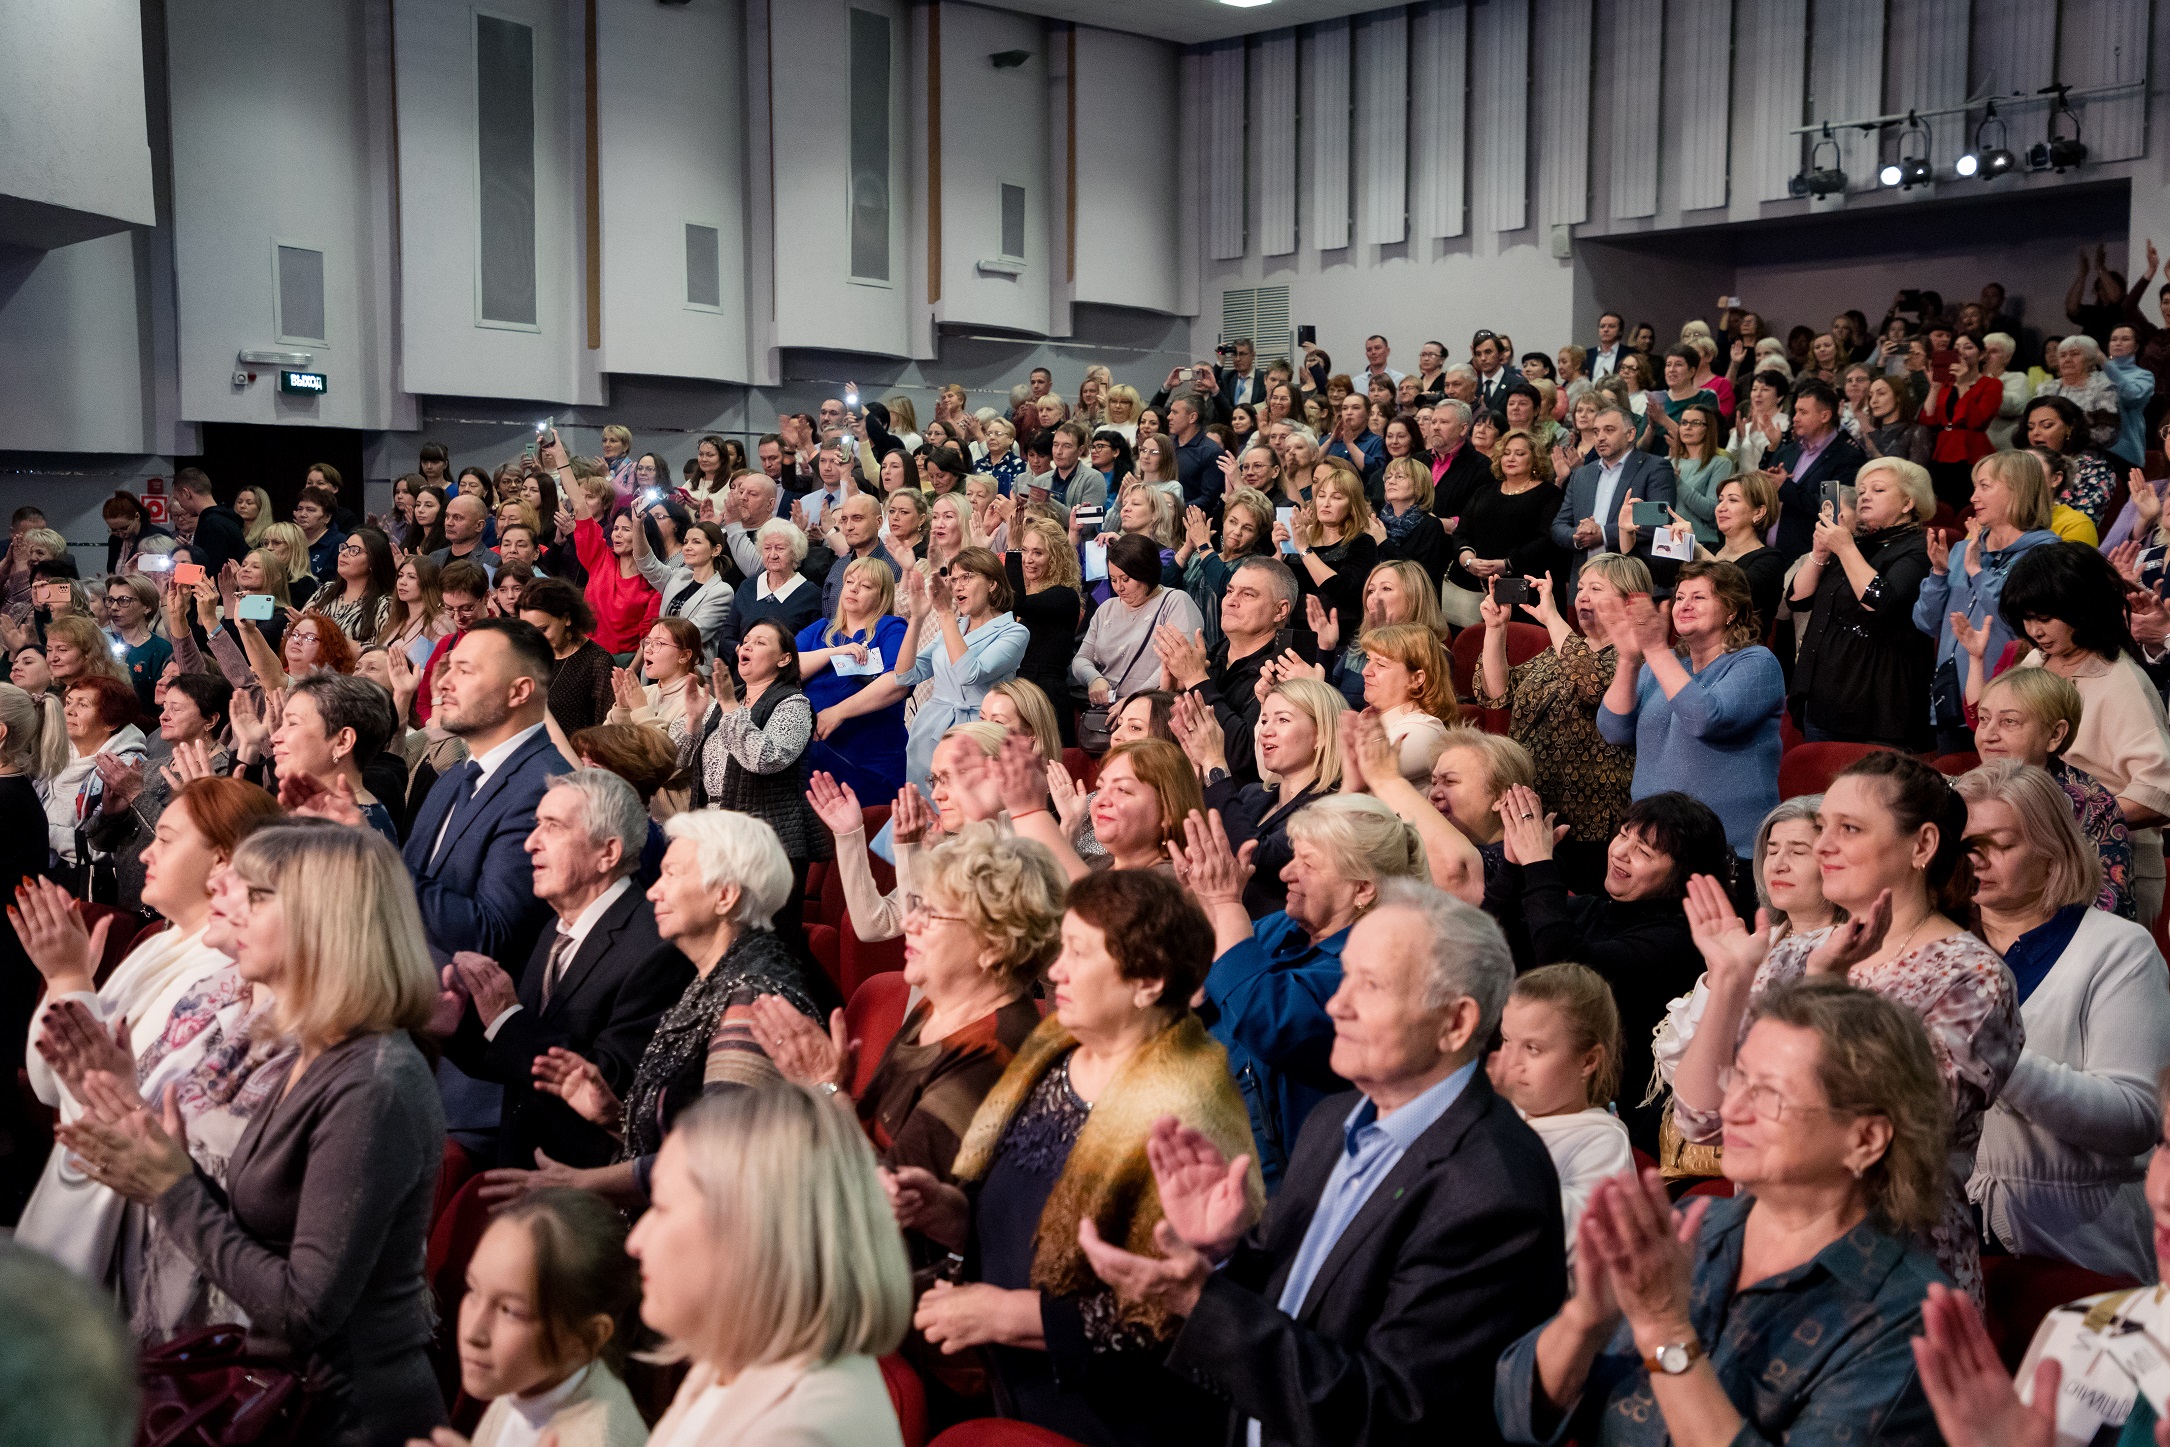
[1790,125,1848,199]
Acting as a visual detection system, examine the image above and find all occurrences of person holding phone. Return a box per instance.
[1918,333,2003,510]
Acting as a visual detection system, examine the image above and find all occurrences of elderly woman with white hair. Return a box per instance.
[719,517,821,666]
[2037,332,2124,454]
[634,1084,914,1447]
[1956,759,2170,1281]
[1785,455,1938,750]
[526,807,832,1203]
[1176,792,1429,1192]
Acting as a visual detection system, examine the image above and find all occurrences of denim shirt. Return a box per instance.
[1495,1195,1945,1447]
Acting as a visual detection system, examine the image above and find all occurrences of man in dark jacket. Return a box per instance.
[1079,881,1565,1447]
[171,468,249,574]
[1766,379,1867,561]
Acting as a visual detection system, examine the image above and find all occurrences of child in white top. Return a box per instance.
[1490,963,1635,1276]
[427,1189,650,1447]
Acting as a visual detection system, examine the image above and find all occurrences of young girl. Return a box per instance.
[1489,963,1633,1275]
[441,1188,648,1447]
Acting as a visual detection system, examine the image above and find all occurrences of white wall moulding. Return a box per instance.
[1534,0,1592,227]
[1607,0,1662,219]
[1411,0,1469,240]
[1740,1,1809,202]
[1353,9,1408,246]
[1470,0,1529,233]
[1252,28,1299,255]
[1204,40,1248,259]
[1671,0,1732,211]
[1808,0,1888,194]
[1304,18,1352,252]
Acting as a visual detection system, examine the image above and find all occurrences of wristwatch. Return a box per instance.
[817,1081,841,1096]
[1642,1340,1704,1376]
[1204,766,1229,787]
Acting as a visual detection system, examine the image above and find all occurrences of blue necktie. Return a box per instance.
[430,760,483,866]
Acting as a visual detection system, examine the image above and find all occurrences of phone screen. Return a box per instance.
[237,594,276,621]
[173,563,205,587]
[1494,577,1532,607]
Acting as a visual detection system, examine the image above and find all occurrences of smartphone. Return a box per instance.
[138,554,174,574]
[1632,501,1671,527]
[1493,577,1533,607]
[1028,483,1050,506]
[1820,480,1843,519]
[237,593,276,621]
[535,415,554,437]
[1276,505,1297,553]
[173,563,205,587]
[1297,324,1317,346]
[1930,349,1957,384]
[639,488,664,507]
[1072,505,1105,532]
[844,387,860,410]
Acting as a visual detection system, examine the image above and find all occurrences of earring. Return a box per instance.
[1849,1162,1865,1180]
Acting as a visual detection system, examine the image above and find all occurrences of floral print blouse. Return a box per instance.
[2052,756,2136,920]
[1673,927,2021,1300]
[1479,633,1634,844]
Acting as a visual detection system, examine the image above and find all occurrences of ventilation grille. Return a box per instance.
[685,223,721,308]
[275,244,326,344]
[848,8,892,282]
[999,184,1026,260]
[476,13,538,326]
[1219,286,1292,363]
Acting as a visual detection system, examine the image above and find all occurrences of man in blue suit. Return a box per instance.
[404,617,572,1150]
[1550,402,1678,595]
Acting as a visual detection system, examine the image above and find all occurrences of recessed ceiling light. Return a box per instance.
[1219,0,1273,7]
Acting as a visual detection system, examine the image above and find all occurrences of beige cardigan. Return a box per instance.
[470,1362,649,1447]
[647,1355,901,1447]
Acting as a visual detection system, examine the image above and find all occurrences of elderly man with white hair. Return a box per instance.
[1080,878,1567,1447]
[442,768,693,1173]
[479,806,832,1208]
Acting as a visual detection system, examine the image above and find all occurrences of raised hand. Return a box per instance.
[1805,887,1894,977]
[530,1047,623,1133]
[1306,594,1340,653]
[1911,1282,2060,1447]
[1165,810,1255,906]
[2135,472,2163,527]
[283,771,366,829]
[1493,783,1565,865]
[1169,690,1228,775]
[94,753,146,818]
[611,665,645,712]
[805,771,867,837]
[1143,1115,1256,1258]
[1046,760,1088,834]
[451,952,519,1026]
[1682,873,1770,989]
[1477,579,1509,632]
[880,1165,969,1250]
[1183,505,1213,550]
[1948,611,1992,660]
[1581,1168,1708,1346]
[33,999,135,1103]
[891,783,937,847]
[750,997,853,1092]
[991,731,1052,819]
[1152,625,1210,690]
[8,879,107,996]
[1925,528,1952,574]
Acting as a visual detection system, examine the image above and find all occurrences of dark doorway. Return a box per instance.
[176,423,368,524]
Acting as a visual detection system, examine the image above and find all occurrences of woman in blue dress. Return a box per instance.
[795,556,910,803]
[891,549,1030,787]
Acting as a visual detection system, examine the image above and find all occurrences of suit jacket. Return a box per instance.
[441,882,692,1168]
[1473,368,1518,416]
[401,727,572,970]
[1217,367,1271,409]
[1548,450,1679,592]
[1771,431,1869,561]
[1164,1072,1566,1447]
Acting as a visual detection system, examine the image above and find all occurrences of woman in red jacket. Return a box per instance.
[570,483,660,661]
[1919,332,2003,512]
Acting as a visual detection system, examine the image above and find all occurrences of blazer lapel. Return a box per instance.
[1292,1077,1496,1322]
[541,889,634,1016]
[435,732,544,864]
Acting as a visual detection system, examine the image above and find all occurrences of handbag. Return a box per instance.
[136,1325,314,1447]
[1074,595,1174,753]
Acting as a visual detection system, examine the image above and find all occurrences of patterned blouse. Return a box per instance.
[2052,756,2136,920]
[1674,928,2021,1300]
[1479,634,1635,844]
[2058,448,2121,530]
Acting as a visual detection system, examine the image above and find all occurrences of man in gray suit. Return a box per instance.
[1549,402,1677,594]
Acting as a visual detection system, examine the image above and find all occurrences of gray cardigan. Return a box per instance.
[636,550,733,660]
[156,1030,448,1447]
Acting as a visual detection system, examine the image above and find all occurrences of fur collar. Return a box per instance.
[952,1012,1263,1338]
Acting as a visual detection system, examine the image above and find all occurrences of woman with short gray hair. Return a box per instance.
[2038,333,2122,452]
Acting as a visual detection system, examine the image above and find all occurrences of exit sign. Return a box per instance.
[278,370,328,396]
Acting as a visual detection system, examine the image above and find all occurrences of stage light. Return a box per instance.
[1790,126,1848,199]
[1883,112,1933,190]
[1958,102,2018,179]
[2026,87,2087,173]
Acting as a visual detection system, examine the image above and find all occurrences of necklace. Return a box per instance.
[1882,911,1934,965]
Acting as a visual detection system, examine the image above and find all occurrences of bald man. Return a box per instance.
[432,493,502,577]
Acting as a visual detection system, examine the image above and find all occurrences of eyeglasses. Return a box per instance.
[338,543,366,557]
[1718,1066,1843,1123]
[902,895,969,926]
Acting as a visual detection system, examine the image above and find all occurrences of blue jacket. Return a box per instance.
[2107,355,2157,467]
[402,726,572,969]
[1597,645,1785,857]
[1198,912,1350,1193]
[1911,528,2063,719]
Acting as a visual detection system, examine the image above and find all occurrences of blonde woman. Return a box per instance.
[610,615,705,734]
[1101,383,1142,445]
[798,555,910,801]
[924,490,974,576]
[257,520,318,608]
[378,553,451,668]
[1309,559,1444,709]
[1177,674,1347,917]
[1008,515,1085,743]
[633,1086,911,1447]
[1276,457,1378,629]
[232,485,275,546]
[57,824,447,1446]
[1360,621,1459,783]
[1371,455,1449,582]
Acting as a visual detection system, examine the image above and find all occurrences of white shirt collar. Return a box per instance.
[557,875,634,953]
[756,571,808,602]
[505,1362,591,1441]
[470,721,546,787]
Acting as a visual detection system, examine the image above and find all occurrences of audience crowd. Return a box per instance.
[12,272,2170,1447]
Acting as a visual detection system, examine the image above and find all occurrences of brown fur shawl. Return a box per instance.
[950,1011,1265,1338]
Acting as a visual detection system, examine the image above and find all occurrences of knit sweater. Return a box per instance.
[1969,907,2170,1282]
[1596,645,1784,857]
